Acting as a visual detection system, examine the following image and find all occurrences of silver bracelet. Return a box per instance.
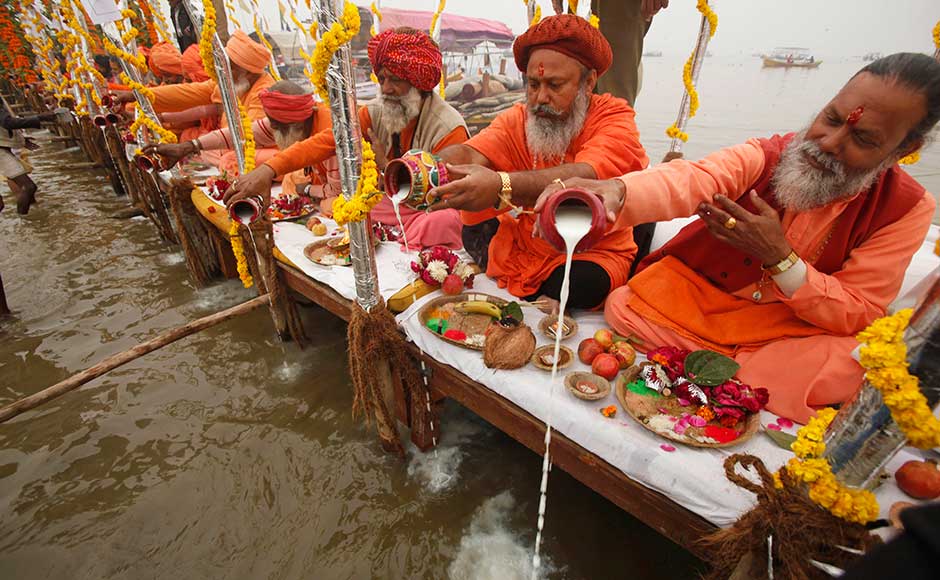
[190,139,201,153]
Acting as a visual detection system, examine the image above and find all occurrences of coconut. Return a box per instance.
[483,324,536,369]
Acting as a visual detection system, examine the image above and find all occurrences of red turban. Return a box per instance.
[367,29,442,92]
[148,41,183,78]
[181,44,209,82]
[259,89,315,123]
[513,14,612,76]
[225,30,271,75]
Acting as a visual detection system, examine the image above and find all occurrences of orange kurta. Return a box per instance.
[605,139,936,422]
[463,93,648,298]
[149,74,274,129]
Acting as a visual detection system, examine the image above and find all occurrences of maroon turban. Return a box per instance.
[513,14,613,76]
[367,29,442,92]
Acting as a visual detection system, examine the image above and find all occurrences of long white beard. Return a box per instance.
[234,77,251,98]
[525,87,590,162]
[379,87,423,135]
[772,131,894,212]
[273,124,307,151]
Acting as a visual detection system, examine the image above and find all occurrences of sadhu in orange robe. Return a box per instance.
[605,134,935,422]
[460,93,649,306]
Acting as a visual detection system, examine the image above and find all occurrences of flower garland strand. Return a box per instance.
[307,1,360,105]
[128,104,178,144]
[228,221,254,288]
[857,309,940,449]
[199,0,219,82]
[239,103,257,172]
[253,14,281,81]
[429,0,447,98]
[332,139,381,226]
[665,0,718,143]
[899,21,940,165]
[779,408,880,525]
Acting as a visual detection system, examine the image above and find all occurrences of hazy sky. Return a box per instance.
[247,1,938,58]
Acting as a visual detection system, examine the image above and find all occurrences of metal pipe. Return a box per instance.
[824,273,940,489]
[319,0,381,313]
[667,6,714,155]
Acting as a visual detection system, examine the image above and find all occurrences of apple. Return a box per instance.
[593,329,614,349]
[895,459,940,499]
[441,274,464,295]
[608,341,636,369]
[592,353,620,380]
[578,338,605,365]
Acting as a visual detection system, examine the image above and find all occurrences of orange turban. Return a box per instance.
[513,14,612,76]
[367,29,442,92]
[148,42,183,78]
[181,44,210,82]
[225,30,271,75]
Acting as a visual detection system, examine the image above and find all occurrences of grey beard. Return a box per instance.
[379,87,422,135]
[273,124,307,151]
[772,131,894,212]
[234,77,251,98]
[525,87,590,162]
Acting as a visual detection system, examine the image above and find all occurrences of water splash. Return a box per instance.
[448,492,554,580]
[406,412,483,493]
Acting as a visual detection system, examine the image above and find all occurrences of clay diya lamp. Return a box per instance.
[564,372,611,401]
[384,149,450,211]
[537,187,608,253]
[229,196,265,224]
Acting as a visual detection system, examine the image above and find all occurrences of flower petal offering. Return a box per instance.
[616,347,768,448]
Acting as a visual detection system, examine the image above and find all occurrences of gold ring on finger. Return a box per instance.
[724,217,737,230]
[552,178,566,188]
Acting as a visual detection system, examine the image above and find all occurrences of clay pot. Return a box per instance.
[229,196,265,224]
[135,154,158,172]
[384,149,450,211]
[537,188,608,253]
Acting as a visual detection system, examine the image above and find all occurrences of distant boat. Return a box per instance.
[762,47,821,68]
[642,50,662,57]
[862,51,883,62]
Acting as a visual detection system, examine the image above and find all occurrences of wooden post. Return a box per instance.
[482,71,491,98]
[247,218,290,339]
[499,58,507,76]
[0,295,271,424]
[211,0,231,43]
[0,272,9,316]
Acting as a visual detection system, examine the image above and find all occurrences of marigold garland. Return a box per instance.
[128,104,178,144]
[228,221,254,288]
[530,5,541,27]
[307,1,360,105]
[429,0,446,39]
[857,309,940,449]
[332,140,381,226]
[369,1,382,36]
[898,151,921,165]
[589,13,600,29]
[779,408,880,525]
[199,0,219,82]
[223,1,243,30]
[253,15,281,81]
[239,103,257,172]
[933,20,940,51]
[665,0,718,143]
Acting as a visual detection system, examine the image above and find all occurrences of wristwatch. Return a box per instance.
[190,139,202,153]
[494,171,512,209]
[763,250,800,276]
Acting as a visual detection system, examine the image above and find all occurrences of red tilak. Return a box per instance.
[537,63,544,77]
[846,106,864,125]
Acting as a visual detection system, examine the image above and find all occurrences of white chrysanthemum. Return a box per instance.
[453,261,472,281]
[426,259,449,284]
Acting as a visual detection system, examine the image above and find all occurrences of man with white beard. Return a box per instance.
[428,14,649,310]
[226,27,468,250]
[544,53,940,423]
[141,81,340,213]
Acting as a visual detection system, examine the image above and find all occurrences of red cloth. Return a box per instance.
[259,89,315,123]
[367,29,441,92]
[226,30,270,74]
[513,14,612,75]
[148,41,182,78]
[181,44,209,82]
[638,134,927,291]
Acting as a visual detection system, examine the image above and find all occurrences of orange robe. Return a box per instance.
[605,139,936,422]
[461,94,648,299]
[267,106,467,248]
[149,74,274,130]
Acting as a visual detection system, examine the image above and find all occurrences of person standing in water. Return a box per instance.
[0,96,56,214]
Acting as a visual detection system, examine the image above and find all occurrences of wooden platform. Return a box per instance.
[275,260,716,557]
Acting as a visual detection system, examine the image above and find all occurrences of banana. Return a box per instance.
[454,300,501,318]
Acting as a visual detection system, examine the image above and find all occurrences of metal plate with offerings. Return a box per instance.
[418,293,509,351]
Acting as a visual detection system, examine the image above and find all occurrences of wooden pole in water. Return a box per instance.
[0,272,9,315]
[0,294,271,424]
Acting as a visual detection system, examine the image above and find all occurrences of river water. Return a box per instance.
[1,56,937,579]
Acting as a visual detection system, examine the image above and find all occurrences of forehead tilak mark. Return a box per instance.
[846,106,864,126]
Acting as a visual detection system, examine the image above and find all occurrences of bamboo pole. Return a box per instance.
[0,294,271,424]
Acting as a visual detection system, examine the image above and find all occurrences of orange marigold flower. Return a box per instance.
[600,405,617,418]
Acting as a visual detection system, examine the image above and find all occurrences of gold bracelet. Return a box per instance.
[496,170,512,210]
[763,251,800,276]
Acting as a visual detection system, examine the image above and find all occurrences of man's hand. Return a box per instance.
[427,163,501,212]
[366,128,389,171]
[141,141,196,169]
[111,90,135,107]
[223,164,277,209]
[642,0,669,20]
[533,176,625,224]
[697,191,792,265]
